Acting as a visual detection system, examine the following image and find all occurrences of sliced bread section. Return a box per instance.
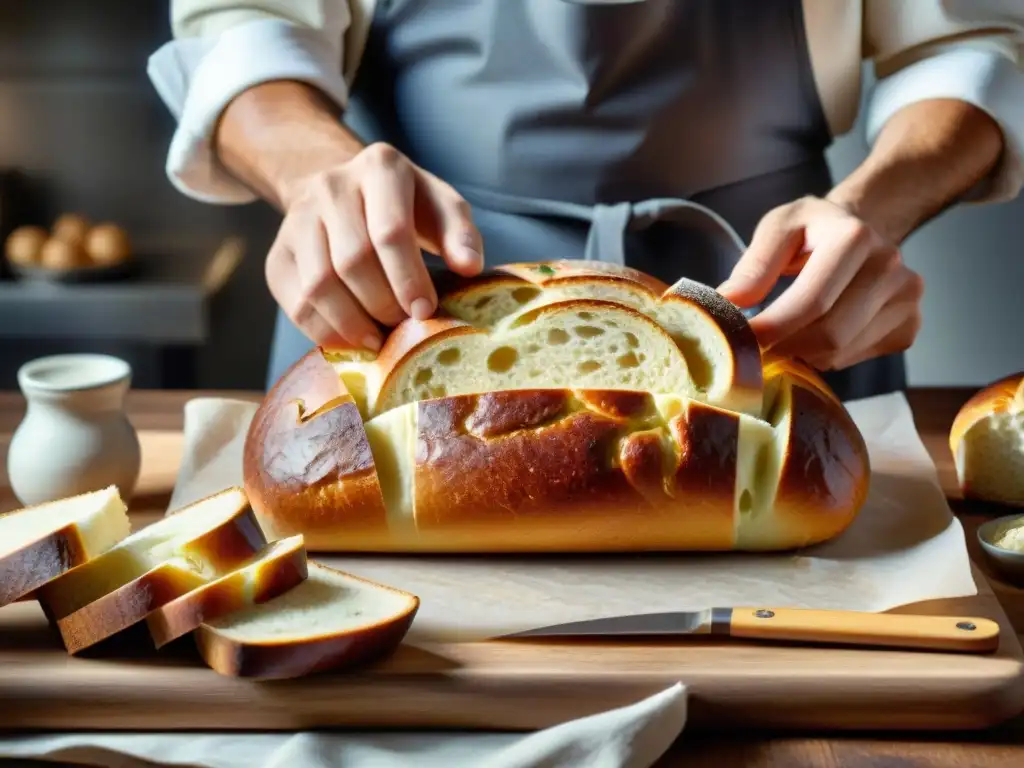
[950,373,1024,506]
[37,487,266,654]
[194,561,419,679]
[0,485,130,608]
[147,535,308,649]
[355,300,697,416]
[438,260,764,415]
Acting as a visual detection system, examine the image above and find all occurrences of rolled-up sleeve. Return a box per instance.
[147,1,353,204]
[863,0,1024,204]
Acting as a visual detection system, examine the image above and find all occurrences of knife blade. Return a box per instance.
[502,606,1001,653]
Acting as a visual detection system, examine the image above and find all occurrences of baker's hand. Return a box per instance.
[266,143,484,351]
[717,196,925,371]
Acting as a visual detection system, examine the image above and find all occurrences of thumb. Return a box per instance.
[718,220,804,308]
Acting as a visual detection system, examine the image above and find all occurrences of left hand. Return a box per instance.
[717,195,925,372]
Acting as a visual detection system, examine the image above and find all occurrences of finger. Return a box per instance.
[817,301,916,371]
[361,153,438,321]
[749,219,877,350]
[292,225,383,350]
[414,170,484,276]
[266,244,347,347]
[762,247,905,364]
[325,198,407,327]
[781,246,812,277]
[828,273,924,370]
[717,206,804,307]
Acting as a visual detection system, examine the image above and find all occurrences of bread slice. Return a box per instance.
[37,487,266,654]
[950,373,1024,506]
[336,300,701,418]
[437,261,764,415]
[194,562,419,679]
[146,535,308,649]
[0,485,130,608]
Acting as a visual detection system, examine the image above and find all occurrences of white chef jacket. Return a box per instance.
[148,0,1024,209]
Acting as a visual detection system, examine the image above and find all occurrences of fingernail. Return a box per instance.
[411,298,434,320]
[458,246,483,269]
[362,334,382,352]
[717,280,735,294]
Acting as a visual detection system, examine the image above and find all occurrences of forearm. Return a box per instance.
[214,80,365,210]
[828,98,1005,244]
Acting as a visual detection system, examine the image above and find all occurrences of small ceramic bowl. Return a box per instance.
[977,513,1024,585]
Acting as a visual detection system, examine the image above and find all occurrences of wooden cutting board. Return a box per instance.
[2,564,1022,733]
[2,423,1023,733]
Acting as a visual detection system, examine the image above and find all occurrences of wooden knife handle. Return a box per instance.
[728,607,1000,653]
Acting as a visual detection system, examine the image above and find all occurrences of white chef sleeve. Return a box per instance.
[862,0,1024,204]
[147,2,353,205]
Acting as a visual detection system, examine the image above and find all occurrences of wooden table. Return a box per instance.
[2,387,1023,767]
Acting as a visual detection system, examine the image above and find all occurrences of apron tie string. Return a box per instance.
[456,184,759,317]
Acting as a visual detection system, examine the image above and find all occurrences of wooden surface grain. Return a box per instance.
[1,388,1024,766]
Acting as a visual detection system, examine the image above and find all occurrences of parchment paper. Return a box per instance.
[168,391,977,643]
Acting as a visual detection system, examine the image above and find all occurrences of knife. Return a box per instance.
[501,607,1001,653]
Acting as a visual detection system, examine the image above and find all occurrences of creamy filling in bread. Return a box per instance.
[362,405,418,531]
[0,485,129,559]
[202,563,414,642]
[733,382,788,550]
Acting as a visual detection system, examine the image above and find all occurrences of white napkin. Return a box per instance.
[0,683,687,768]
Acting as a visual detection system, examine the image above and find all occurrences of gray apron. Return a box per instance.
[266,0,906,402]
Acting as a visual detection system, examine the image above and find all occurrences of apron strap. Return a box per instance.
[585,203,631,266]
[457,183,761,317]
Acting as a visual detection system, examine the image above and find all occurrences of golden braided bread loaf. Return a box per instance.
[244,261,870,552]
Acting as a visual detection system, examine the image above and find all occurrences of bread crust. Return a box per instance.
[243,350,390,545]
[0,526,89,608]
[194,563,418,679]
[147,536,309,649]
[0,488,129,608]
[242,263,872,553]
[411,390,739,550]
[762,358,871,548]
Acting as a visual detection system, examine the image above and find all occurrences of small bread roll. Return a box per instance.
[5,226,48,266]
[950,373,1024,506]
[40,237,89,270]
[52,213,91,245]
[84,223,131,266]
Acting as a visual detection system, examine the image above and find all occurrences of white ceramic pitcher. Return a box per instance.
[7,354,141,506]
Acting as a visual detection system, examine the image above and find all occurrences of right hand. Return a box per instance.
[266,142,484,352]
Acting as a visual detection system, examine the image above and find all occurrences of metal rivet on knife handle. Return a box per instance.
[956,621,977,631]
[754,609,775,619]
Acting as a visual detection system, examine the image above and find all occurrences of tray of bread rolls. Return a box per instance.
[4,212,135,283]
[2,260,1023,734]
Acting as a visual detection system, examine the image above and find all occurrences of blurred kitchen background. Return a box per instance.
[0,1,1020,392]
